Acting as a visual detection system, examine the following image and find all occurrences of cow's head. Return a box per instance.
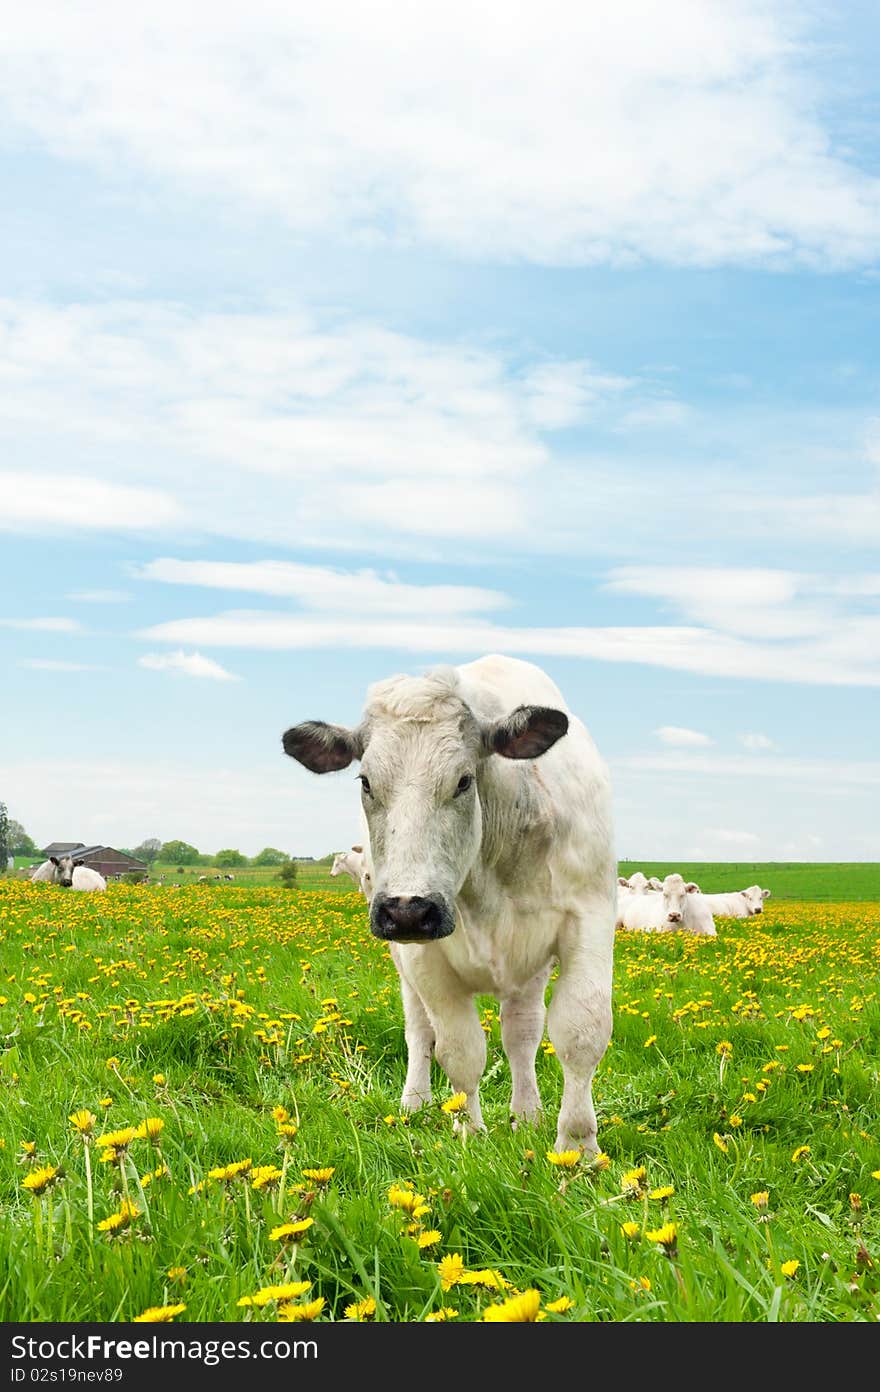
[283,671,568,944]
[742,885,771,914]
[661,873,700,925]
[54,855,77,887]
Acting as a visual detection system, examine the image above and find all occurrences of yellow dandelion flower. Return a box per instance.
[344,1297,377,1321]
[849,1193,862,1211]
[99,1097,113,1108]
[645,1222,678,1252]
[388,1183,429,1215]
[644,1035,657,1048]
[716,1041,733,1056]
[69,1110,96,1135]
[791,1145,811,1163]
[152,1074,166,1085]
[729,1115,743,1127]
[272,1105,289,1122]
[712,1133,729,1153]
[97,1212,126,1235]
[780,1259,800,1277]
[133,1304,186,1323]
[483,1289,541,1322]
[207,1159,252,1182]
[751,1191,770,1209]
[621,1166,647,1196]
[425,1307,459,1322]
[544,1296,575,1313]
[620,1221,641,1239]
[417,1230,442,1249]
[97,1127,137,1151]
[816,1026,831,1040]
[629,1276,652,1293]
[591,1151,611,1171]
[441,1092,468,1115]
[301,1167,334,1183]
[796,1064,814,1074]
[22,1165,62,1195]
[459,1269,508,1290]
[20,1141,36,1157]
[649,1185,674,1201]
[250,1165,283,1191]
[546,1149,581,1168]
[269,1218,314,1242]
[238,1282,312,1308]
[872,1170,880,1181]
[437,1253,466,1291]
[277,1297,325,1322]
[277,1123,298,1142]
[167,1268,187,1283]
[135,1118,165,1142]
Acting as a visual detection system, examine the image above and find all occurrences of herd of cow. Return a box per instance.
[284,653,772,1153]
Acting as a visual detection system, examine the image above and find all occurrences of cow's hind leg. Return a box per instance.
[547,904,614,1155]
[501,966,551,1124]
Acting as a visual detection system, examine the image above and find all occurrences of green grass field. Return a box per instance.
[1,876,878,1322]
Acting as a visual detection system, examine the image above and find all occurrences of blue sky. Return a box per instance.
[1,1,879,861]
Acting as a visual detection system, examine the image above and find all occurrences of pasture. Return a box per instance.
[0,877,878,1322]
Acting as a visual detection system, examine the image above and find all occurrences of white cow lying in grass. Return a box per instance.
[330,846,373,899]
[700,885,770,917]
[283,654,615,1155]
[617,873,716,936]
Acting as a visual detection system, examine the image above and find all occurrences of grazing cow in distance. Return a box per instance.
[283,654,615,1155]
[72,865,107,892]
[617,873,716,936]
[330,846,373,900]
[700,885,771,917]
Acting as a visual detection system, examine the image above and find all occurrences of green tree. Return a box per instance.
[0,801,9,874]
[252,847,288,866]
[6,819,38,857]
[214,848,246,868]
[134,838,162,866]
[160,839,200,865]
[276,858,298,888]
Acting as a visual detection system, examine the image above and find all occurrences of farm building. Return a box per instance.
[40,843,149,880]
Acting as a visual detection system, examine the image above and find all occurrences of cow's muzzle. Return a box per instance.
[370,894,454,943]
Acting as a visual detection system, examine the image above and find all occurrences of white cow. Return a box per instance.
[617,873,716,936]
[700,886,770,917]
[71,865,106,892]
[330,846,373,900]
[283,654,615,1154]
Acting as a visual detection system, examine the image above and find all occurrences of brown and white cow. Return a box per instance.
[282,654,615,1154]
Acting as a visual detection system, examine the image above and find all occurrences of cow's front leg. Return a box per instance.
[404,950,486,1132]
[390,945,435,1112]
[547,904,614,1155]
[500,966,551,1124]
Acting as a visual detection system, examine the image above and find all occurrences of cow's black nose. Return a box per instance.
[371,895,453,942]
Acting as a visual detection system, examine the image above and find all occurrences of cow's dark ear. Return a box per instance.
[618,876,630,887]
[74,861,84,868]
[483,705,568,760]
[282,720,363,773]
[351,845,363,853]
[50,856,59,866]
[685,882,700,893]
[762,889,771,899]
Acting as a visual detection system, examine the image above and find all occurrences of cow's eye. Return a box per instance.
[358,775,373,797]
[454,774,473,797]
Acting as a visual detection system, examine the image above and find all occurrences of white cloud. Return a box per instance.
[19,658,102,671]
[0,616,82,632]
[520,361,634,429]
[135,608,880,687]
[0,470,180,535]
[655,725,714,747]
[613,749,880,787]
[138,650,240,682]
[2,3,879,268]
[739,732,776,750]
[135,558,509,616]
